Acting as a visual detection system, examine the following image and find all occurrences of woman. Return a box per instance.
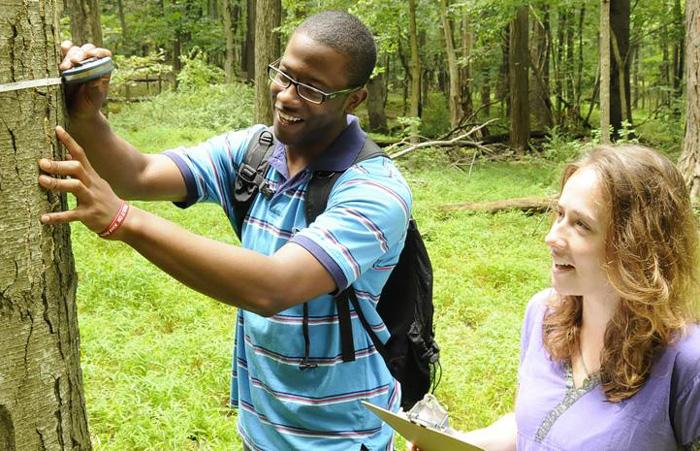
[413,145,700,451]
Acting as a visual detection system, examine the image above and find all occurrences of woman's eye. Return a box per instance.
[576,220,589,230]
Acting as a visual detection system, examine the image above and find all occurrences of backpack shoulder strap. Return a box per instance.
[301,136,388,364]
[233,127,276,240]
[304,137,386,225]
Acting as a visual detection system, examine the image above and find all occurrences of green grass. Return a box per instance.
[74,87,561,450]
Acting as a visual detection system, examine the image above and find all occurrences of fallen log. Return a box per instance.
[441,197,555,214]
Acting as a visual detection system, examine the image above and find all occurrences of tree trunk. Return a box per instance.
[600,0,611,144]
[367,71,388,133]
[480,69,491,117]
[460,12,473,118]
[242,0,255,81]
[530,5,553,129]
[440,0,461,128]
[610,0,632,138]
[509,6,530,154]
[499,25,510,118]
[408,0,421,123]
[673,0,685,115]
[116,0,127,46]
[222,0,236,83]
[678,0,700,198]
[254,0,280,124]
[0,0,91,449]
[66,0,103,46]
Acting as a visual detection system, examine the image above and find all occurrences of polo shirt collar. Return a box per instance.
[311,115,367,172]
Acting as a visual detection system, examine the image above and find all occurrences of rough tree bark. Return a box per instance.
[66,0,103,46]
[0,0,91,449]
[509,6,530,154]
[254,0,280,124]
[678,0,700,198]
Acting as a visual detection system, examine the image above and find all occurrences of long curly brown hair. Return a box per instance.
[542,145,699,402]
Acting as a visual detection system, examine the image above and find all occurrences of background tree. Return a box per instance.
[0,0,91,449]
[254,0,281,124]
[678,0,700,198]
[600,0,611,143]
[610,0,632,137]
[509,5,529,153]
[67,0,104,46]
[407,0,421,122]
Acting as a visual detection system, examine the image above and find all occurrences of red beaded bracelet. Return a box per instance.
[98,201,130,238]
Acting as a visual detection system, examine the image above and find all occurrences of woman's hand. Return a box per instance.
[38,126,126,238]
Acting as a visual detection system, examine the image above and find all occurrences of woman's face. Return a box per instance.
[545,167,615,300]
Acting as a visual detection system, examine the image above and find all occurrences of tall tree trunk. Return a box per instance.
[600,0,611,144]
[530,4,553,129]
[242,0,255,81]
[367,71,388,132]
[610,0,632,138]
[460,12,473,118]
[673,0,685,115]
[116,0,127,47]
[678,0,700,198]
[408,0,421,122]
[0,0,91,449]
[480,69,491,117]
[66,0,103,46]
[499,25,510,118]
[510,6,530,154]
[222,0,236,83]
[439,0,461,128]
[565,8,575,119]
[254,0,280,124]
[554,10,566,120]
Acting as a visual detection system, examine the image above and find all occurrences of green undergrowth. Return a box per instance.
[73,87,560,450]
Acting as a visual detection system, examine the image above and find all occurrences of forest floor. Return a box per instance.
[73,84,678,449]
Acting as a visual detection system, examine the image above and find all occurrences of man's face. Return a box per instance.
[270,31,363,153]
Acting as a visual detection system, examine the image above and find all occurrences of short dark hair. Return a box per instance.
[295,11,377,87]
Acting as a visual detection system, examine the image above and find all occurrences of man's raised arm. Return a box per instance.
[61,41,186,202]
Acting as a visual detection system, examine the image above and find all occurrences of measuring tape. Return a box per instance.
[0,57,114,94]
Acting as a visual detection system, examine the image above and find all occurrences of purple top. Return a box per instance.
[516,289,700,450]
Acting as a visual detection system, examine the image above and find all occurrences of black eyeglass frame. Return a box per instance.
[267,58,362,105]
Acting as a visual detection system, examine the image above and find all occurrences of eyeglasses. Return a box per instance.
[267,59,361,105]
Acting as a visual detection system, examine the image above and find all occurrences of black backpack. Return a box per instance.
[232,127,440,410]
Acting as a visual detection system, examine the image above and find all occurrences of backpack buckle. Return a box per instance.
[260,182,276,199]
[259,130,274,146]
[238,164,258,184]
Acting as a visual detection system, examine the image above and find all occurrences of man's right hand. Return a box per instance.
[60,40,113,119]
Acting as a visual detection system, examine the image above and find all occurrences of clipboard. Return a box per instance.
[362,401,483,451]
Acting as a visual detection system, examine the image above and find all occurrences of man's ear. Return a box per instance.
[344,87,368,114]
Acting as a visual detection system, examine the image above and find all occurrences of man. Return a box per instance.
[40,10,410,451]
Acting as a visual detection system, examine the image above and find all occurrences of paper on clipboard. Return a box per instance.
[362,401,483,451]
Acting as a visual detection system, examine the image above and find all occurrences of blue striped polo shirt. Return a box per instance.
[164,116,412,450]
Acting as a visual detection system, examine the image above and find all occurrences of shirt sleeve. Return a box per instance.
[519,290,551,370]
[671,334,700,449]
[290,159,412,290]
[162,124,265,211]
